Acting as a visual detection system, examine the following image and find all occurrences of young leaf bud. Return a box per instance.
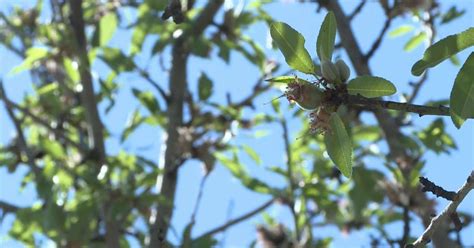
[285,81,323,110]
[335,59,350,82]
[321,60,341,83]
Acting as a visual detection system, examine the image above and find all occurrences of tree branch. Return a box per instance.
[0,200,20,215]
[280,118,300,241]
[348,0,366,21]
[0,81,41,176]
[137,67,170,104]
[1,93,84,152]
[365,16,392,60]
[68,0,117,247]
[343,94,468,118]
[193,198,275,241]
[409,171,474,248]
[149,1,224,247]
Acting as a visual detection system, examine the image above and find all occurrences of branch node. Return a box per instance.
[419,176,457,201]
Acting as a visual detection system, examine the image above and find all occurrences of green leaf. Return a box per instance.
[450,54,461,66]
[404,31,427,52]
[11,47,49,74]
[412,27,474,76]
[270,22,315,75]
[347,76,397,98]
[317,11,337,62]
[416,118,456,154]
[98,12,118,46]
[63,58,80,84]
[441,6,465,24]
[450,52,474,125]
[450,108,465,129]
[242,145,262,165]
[198,72,213,101]
[389,25,414,38]
[215,152,273,194]
[349,167,384,218]
[324,113,352,178]
[265,76,295,84]
[100,47,136,72]
[121,108,144,142]
[131,88,160,114]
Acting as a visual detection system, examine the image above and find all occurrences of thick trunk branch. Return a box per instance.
[149,1,224,247]
[68,1,118,247]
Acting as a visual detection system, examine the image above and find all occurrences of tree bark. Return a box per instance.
[148,1,224,247]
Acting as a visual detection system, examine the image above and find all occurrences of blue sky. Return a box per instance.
[1,0,473,247]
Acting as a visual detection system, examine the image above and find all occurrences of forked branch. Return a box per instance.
[408,171,474,248]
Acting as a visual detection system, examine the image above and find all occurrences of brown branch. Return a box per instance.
[149,1,224,247]
[68,0,116,247]
[0,200,20,215]
[2,95,84,151]
[68,0,107,165]
[409,171,474,248]
[419,176,457,201]
[0,81,41,176]
[348,0,366,21]
[401,206,411,246]
[344,94,466,118]
[193,198,275,241]
[137,68,170,104]
[365,16,392,60]
[280,118,300,241]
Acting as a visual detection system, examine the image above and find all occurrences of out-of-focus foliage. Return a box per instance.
[0,0,472,247]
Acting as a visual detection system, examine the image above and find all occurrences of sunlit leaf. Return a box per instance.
[389,25,414,38]
[242,145,262,165]
[94,12,118,47]
[132,88,160,114]
[404,31,427,52]
[215,152,274,194]
[347,76,396,98]
[100,47,136,72]
[412,27,474,76]
[416,118,456,154]
[317,11,337,62]
[63,58,80,84]
[270,22,315,75]
[11,47,49,74]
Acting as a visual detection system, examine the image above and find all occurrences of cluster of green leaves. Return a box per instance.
[268,12,397,178]
[0,1,471,247]
[410,27,474,128]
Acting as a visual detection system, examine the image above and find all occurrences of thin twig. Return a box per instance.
[0,81,41,176]
[365,16,392,60]
[193,198,275,241]
[189,174,209,226]
[409,171,474,248]
[0,200,20,214]
[419,176,457,201]
[401,206,410,246]
[348,0,367,21]
[280,118,300,241]
[1,93,84,151]
[137,68,170,104]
